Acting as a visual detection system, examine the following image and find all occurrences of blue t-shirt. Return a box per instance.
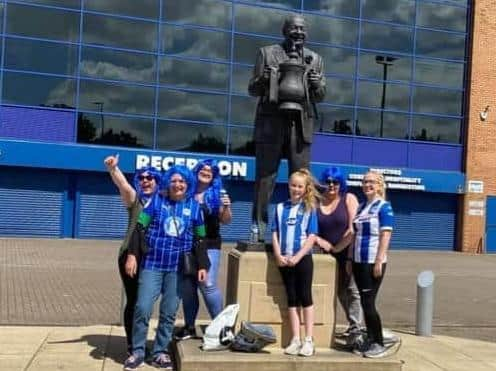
[272,200,318,256]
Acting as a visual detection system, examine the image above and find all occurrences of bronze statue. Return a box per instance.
[248,14,326,241]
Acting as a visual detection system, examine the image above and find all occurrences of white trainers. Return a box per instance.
[298,336,315,357]
[284,337,301,355]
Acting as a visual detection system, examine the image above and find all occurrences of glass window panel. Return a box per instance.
[165,0,231,29]
[362,0,415,25]
[358,81,410,111]
[79,80,155,115]
[361,22,413,54]
[246,0,301,9]
[5,37,78,76]
[355,109,409,139]
[15,0,80,8]
[85,0,159,19]
[159,58,229,91]
[235,4,291,36]
[359,53,411,82]
[2,72,76,108]
[80,47,156,83]
[416,29,466,60]
[417,3,467,32]
[157,121,227,154]
[315,105,354,134]
[233,34,282,64]
[158,89,227,123]
[415,59,464,89]
[0,3,4,32]
[310,44,356,77]
[411,115,461,144]
[323,78,354,106]
[228,126,255,157]
[232,65,253,95]
[6,4,80,42]
[305,13,358,47]
[304,0,359,18]
[230,96,257,125]
[413,86,462,115]
[77,113,153,148]
[83,14,157,52]
[161,25,230,61]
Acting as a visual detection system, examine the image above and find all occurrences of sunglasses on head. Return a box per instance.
[138,175,154,181]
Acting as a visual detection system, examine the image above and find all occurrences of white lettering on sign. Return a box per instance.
[347,167,426,192]
[135,154,248,177]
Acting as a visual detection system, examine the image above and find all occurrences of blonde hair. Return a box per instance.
[364,170,387,199]
[289,168,320,212]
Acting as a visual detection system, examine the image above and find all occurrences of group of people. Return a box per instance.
[105,154,393,370]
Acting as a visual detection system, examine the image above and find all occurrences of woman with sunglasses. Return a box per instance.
[104,154,161,356]
[314,167,362,344]
[176,159,232,340]
[347,171,394,358]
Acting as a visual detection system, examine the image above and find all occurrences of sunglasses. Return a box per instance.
[326,179,340,186]
[138,175,154,181]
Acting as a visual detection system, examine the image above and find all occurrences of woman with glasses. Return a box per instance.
[347,171,394,358]
[104,154,161,356]
[314,167,362,344]
[176,159,232,341]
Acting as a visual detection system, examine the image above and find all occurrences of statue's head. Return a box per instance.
[282,14,307,49]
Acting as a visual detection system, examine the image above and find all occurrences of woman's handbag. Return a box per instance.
[181,251,198,276]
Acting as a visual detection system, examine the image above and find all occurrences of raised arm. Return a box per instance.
[104,155,136,207]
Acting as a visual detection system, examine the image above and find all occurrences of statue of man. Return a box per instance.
[248,14,326,240]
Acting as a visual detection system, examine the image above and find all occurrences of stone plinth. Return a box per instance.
[225,245,337,348]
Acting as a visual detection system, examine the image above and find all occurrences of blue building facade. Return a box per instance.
[0,0,470,249]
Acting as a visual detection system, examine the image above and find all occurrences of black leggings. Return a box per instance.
[353,262,387,346]
[279,254,313,308]
[118,252,140,351]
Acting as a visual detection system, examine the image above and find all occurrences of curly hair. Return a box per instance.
[289,168,319,212]
[193,159,224,212]
[319,166,347,195]
[133,166,162,201]
[161,165,196,200]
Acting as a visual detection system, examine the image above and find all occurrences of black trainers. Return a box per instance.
[151,352,173,370]
[175,326,196,341]
[123,354,144,370]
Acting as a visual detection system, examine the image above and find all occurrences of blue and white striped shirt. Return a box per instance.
[353,198,394,263]
[272,200,318,256]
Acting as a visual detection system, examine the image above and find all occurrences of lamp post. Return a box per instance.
[92,101,105,139]
[375,55,397,137]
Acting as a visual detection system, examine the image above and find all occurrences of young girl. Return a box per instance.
[271,168,319,357]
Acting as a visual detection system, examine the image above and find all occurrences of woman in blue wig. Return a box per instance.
[104,154,161,356]
[176,159,232,341]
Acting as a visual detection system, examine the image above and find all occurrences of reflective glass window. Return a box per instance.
[79,80,155,115]
[81,47,156,83]
[157,121,227,154]
[305,13,358,47]
[361,22,413,54]
[159,58,229,91]
[6,4,80,42]
[416,29,466,60]
[355,110,409,139]
[165,0,231,29]
[228,126,255,156]
[161,25,230,61]
[15,0,80,9]
[5,37,78,76]
[3,72,76,108]
[310,45,356,77]
[359,53,411,82]
[0,3,4,32]
[315,105,354,134]
[417,3,467,32]
[230,96,257,125]
[323,78,354,106]
[245,0,301,9]
[85,0,159,20]
[83,14,157,52]
[158,89,228,123]
[413,87,462,116]
[77,113,153,148]
[231,65,253,95]
[233,34,282,64]
[362,0,415,25]
[235,4,291,37]
[411,115,461,144]
[414,59,464,89]
[358,81,410,111]
[304,0,359,18]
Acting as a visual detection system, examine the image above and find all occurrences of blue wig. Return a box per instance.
[133,166,162,201]
[162,165,196,200]
[319,166,347,195]
[193,159,224,212]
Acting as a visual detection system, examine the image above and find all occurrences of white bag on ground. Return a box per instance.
[202,303,240,351]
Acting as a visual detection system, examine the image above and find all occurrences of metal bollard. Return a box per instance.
[416,270,435,336]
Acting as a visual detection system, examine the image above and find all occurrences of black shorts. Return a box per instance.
[279,254,313,308]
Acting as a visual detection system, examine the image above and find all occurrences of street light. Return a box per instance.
[92,101,105,139]
[375,55,397,137]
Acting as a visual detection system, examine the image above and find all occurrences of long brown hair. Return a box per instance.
[289,168,320,212]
